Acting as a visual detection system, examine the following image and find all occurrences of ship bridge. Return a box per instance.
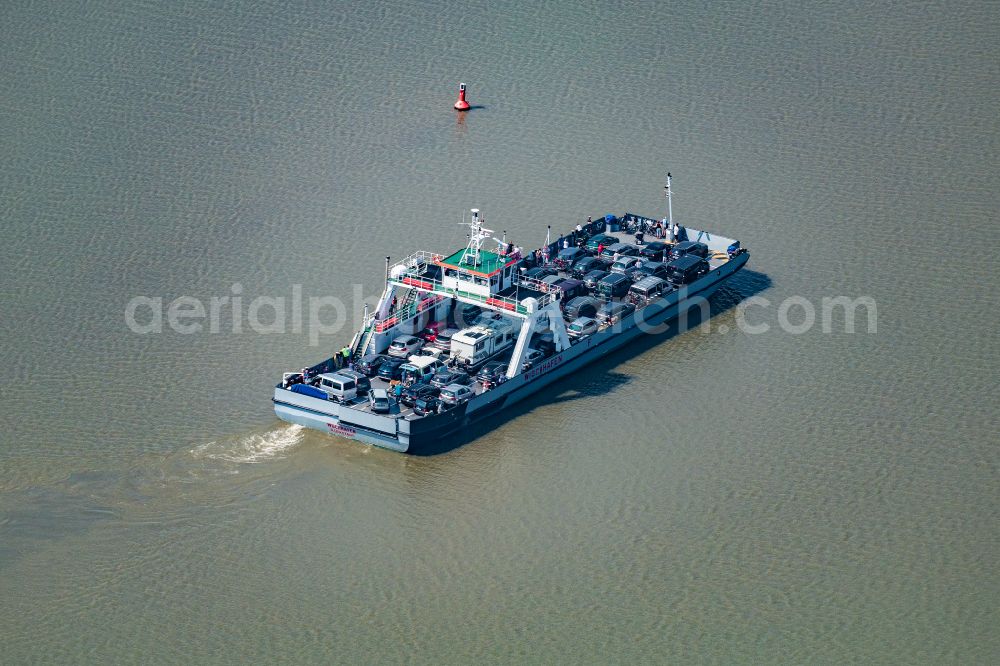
[387,249,560,319]
[355,209,571,375]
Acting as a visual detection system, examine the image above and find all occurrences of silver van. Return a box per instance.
[316,373,359,402]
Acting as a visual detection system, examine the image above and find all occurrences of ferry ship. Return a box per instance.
[274,178,749,453]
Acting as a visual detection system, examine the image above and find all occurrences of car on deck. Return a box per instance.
[567,316,599,338]
[582,269,611,291]
[368,388,391,413]
[377,356,407,381]
[564,295,601,320]
[429,327,460,352]
[597,301,636,325]
[570,256,610,279]
[387,335,423,358]
[521,347,545,371]
[638,241,670,262]
[357,354,386,377]
[476,361,507,384]
[668,241,709,260]
[430,369,474,389]
[628,260,670,281]
[400,383,440,408]
[439,384,475,406]
[412,395,442,416]
[335,369,370,393]
[585,233,619,252]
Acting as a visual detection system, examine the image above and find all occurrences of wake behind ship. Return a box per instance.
[274,181,749,453]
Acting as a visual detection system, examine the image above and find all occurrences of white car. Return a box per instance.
[368,388,391,413]
[521,347,545,370]
[387,335,423,358]
[439,384,475,406]
[430,327,460,352]
[567,317,598,338]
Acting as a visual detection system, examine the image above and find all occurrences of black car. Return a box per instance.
[400,383,440,408]
[554,247,587,269]
[476,361,507,384]
[597,300,637,324]
[669,241,709,260]
[524,266,557,281]
[570,256,606,279]
[564,295,601,320]
[597,273,632,299]
[430,369,474,389]
[357,354,386,377]
[664,255,710,285]
[639,241,670,262]
[412,395,442,416]
[377,356,407,381]
[628,260,669,281]
[582,269,611,290]
[586,233,619,252]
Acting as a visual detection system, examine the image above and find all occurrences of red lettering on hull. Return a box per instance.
[327,423,357,438]
[523,353,564,382]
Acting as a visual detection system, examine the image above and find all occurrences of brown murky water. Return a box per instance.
[1,1,997,662]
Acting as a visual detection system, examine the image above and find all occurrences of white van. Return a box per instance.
[316,373,359,402]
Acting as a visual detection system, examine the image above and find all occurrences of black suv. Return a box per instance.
[476,361,507,384]
[628,260,669,281]
[413,396,441,416]
[669,241,709,260]
[638,241,670,262]
[357,354,386,377]
[430,369,474,389]
[400,383,439,408]
[582,269,611,290]
[664,255,710,285]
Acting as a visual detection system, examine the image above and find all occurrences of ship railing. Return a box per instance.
[390,251,446,278]
[389,269,557,316]
[372,292,445,333]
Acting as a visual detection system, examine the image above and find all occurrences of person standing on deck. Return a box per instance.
[597,242,605,256]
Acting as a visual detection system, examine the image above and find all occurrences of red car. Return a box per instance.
[418,323,442,344]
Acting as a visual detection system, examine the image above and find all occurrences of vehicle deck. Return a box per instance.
[282,226,742,422]
[335,247,735,420]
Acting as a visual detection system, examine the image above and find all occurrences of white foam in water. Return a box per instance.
[192,424,305,463]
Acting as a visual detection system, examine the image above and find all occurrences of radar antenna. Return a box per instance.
[458,208,505,267]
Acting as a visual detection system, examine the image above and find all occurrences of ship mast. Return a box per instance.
[664,172,673,225]
[459,208,501,268]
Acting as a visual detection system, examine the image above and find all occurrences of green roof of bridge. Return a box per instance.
[438,249,513,276]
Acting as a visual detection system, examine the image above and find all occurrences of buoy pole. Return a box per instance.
[454,83,471,111]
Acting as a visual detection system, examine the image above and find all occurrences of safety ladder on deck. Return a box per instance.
[354,325,375,358]
[397,289,419,317]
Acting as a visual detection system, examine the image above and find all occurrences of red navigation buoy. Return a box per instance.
[454,82,471,111]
